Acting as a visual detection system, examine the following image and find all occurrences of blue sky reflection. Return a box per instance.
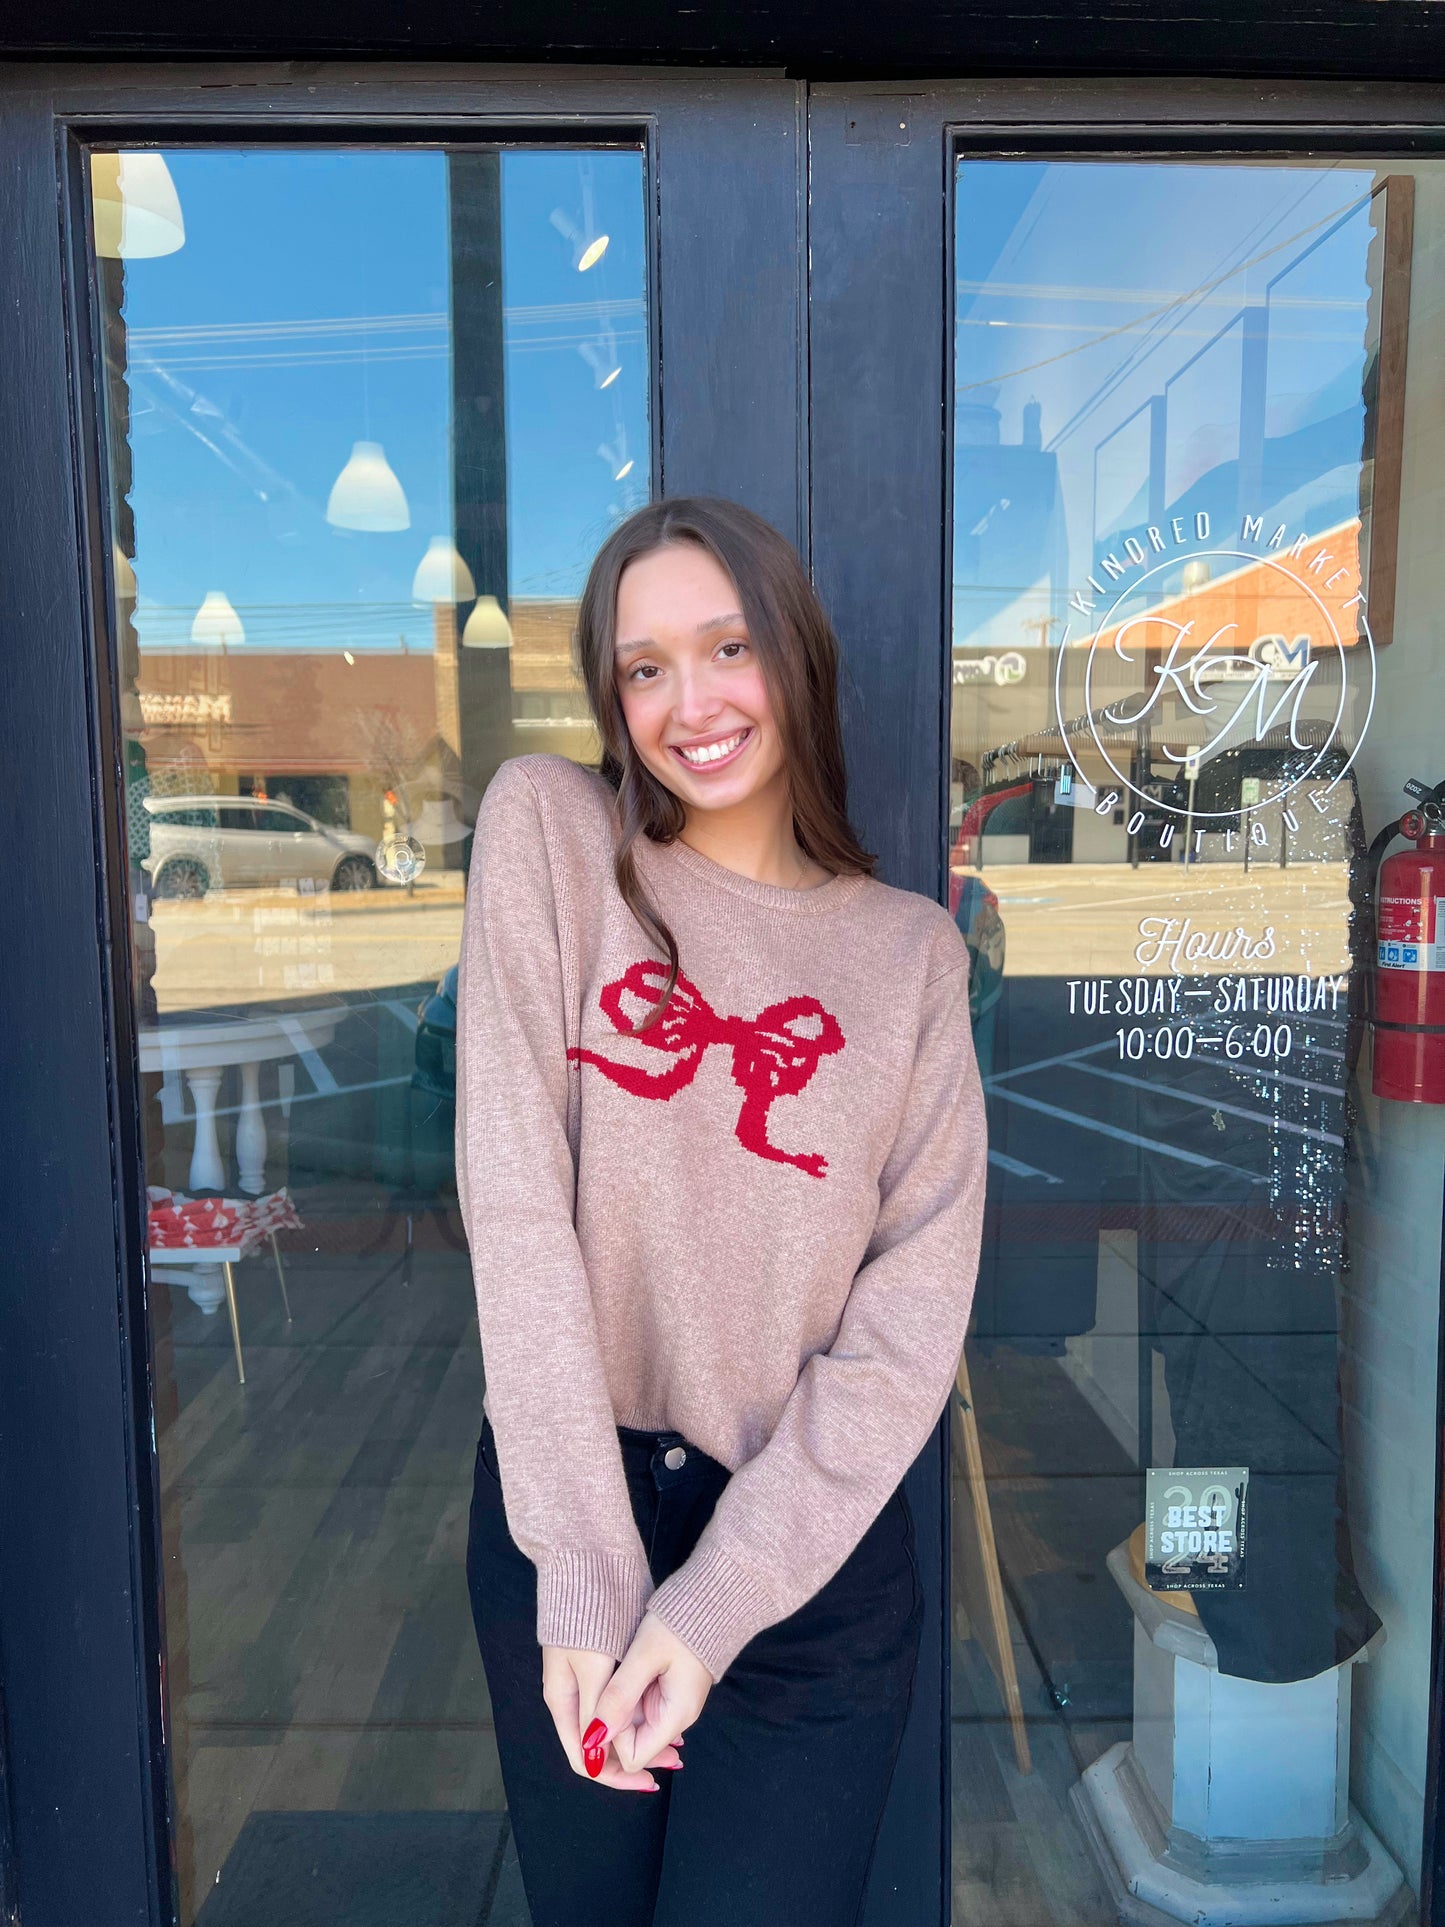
[116,146,649,654]
[953,160,1376,652]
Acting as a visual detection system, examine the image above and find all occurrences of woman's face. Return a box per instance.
[613,542,788,815]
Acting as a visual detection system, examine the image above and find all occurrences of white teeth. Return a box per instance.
[676,730,746,766]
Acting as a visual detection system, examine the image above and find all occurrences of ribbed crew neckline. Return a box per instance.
[642,830,870,915]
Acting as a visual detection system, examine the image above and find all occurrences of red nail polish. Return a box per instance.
[583,1718,607,1750]
[584,1747,605,1779]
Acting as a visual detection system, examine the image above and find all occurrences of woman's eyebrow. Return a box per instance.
[614,613,746,659]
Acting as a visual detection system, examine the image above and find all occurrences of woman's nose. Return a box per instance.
[671,669,724,728]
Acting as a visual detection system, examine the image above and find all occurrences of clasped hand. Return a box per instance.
[542,1612,713,1792]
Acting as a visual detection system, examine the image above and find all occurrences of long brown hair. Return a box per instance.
[573,496,875,1034]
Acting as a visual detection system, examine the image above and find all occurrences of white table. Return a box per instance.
[138,1005,342,1194]
[138,1006,341,1316]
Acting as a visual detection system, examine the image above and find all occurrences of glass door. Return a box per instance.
[1,65,812,1927]
[946,148,1439,1927]
[92,139,657,1926]
[77,101,949,1926]
[810,89,1445,1927]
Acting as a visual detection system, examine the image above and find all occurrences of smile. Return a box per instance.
[670,727,753,770]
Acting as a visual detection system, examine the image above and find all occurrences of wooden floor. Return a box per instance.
[154,1209,501,1924]
[156,1198,1129,1927]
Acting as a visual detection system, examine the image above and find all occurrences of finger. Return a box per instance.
[590,1648,660,1762]
[542,1670,585,1778]
[623,1707,684,1774]
[612,1675,665,1773]
[593,1755,661,1794]
[575,1678,609,1781]
[612,1713,664,1773]
[623,1673,683,1773]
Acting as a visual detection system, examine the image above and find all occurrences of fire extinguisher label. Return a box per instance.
[1377,897,1445,971]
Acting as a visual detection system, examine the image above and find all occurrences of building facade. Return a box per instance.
[3,16,1445,1926]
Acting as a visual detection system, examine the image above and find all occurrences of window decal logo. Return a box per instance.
[1053,512,1375,844]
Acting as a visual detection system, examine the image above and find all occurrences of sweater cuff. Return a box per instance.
[645,1541,781,1681]
[535,1551,654,1660]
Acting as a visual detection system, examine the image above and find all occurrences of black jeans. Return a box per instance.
[466,1418,923,1927]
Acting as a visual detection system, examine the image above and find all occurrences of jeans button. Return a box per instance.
[664,1446,687,1471]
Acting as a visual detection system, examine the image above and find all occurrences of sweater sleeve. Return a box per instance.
[455,760,654,1659]
[644,949,987,1680]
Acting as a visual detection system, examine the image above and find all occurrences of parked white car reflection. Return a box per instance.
[143,795,380,897]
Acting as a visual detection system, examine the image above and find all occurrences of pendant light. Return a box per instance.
[598,437,633,483]
[191,590,245,653]
[462,595,513,649]
[548,206,610,273]
[91,152,185,260]
[326,441,411,532]
[411,536,476,605]
[579,338,622,390]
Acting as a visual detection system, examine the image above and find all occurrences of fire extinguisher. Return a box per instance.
[1366,777,1445,1103]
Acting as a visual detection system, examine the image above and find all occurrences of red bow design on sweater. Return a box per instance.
[567,959,846,1178]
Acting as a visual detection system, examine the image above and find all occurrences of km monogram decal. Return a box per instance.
[567,959,846,1178]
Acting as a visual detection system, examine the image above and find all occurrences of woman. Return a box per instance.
[457,496,987,1927]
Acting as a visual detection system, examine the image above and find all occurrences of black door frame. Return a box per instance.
[808,70,1445,1927]
[7,0,1445,84]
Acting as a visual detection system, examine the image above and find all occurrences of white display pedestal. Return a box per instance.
[1071,1539,1410,1927]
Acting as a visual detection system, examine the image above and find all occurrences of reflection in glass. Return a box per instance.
[950,157,1439,1926]
[94,142,648,1924]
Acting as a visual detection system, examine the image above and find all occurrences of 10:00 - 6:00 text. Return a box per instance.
[1115,1024,1294,1061]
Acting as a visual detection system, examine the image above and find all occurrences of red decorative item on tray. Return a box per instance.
[146,1186,303,1252]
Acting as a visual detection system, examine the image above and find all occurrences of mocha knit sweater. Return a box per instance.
[455,752,988,1681]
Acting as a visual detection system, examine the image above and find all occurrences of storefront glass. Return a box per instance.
[950,154,1445,1923]
[92,141,648,1925]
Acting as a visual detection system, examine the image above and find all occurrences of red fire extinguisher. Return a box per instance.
[1368,777,1445,1103]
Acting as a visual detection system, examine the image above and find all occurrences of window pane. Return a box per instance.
[951,155,1438,1926]
[216,802,262,832]
[94,141,649,1924]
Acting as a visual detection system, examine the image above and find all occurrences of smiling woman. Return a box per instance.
[455,492,988,1926]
